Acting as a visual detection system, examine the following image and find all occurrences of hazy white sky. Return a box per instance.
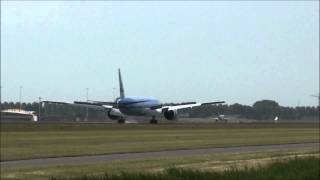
[1,1,319,106]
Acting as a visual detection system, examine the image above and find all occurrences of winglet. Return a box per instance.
[118,69,125,99]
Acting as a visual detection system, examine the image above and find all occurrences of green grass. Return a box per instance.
[1,123,319,161]
[1,148,319,180]
[50,157,320,180]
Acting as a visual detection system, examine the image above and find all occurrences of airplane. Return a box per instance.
[43,69,225,124]
[213,115,228,123]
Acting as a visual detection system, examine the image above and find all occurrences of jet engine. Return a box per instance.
[163,109,178,120]
[107,108,123,120]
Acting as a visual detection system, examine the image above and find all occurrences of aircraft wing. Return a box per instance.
[154,101,225,111]
[74,101,114,109]
[42,101,113,110]
[86,100,117,106]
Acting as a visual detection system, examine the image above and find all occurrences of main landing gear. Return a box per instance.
[150,116,158,124]
[118,118,125,124]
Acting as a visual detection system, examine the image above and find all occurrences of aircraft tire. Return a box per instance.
[150,119,158,124]
[118,119,125,124]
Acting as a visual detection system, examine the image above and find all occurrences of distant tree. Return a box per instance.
[32,102,39,113]
[8,102,15,109]
[1,102,9,110]
[229,103,244,114]
[242,105,254,119]
[253,100,280,120]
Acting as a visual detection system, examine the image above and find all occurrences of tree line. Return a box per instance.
[189,100,319,120]
[0,100,319,121]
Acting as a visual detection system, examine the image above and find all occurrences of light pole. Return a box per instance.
[0,86,3,104]
[86,88,89,121]
[310,94,320,107]
[19,86,22,111]
[38,97,42,121]
[0,86,3,111]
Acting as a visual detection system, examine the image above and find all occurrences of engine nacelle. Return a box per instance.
[163,109,178,120]
[107,108,123,120]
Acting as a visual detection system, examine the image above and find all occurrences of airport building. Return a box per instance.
[0,109,37,122]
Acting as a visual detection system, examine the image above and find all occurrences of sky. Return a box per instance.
[1,1,319,107]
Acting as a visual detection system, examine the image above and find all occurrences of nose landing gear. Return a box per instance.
[150,116,158,124]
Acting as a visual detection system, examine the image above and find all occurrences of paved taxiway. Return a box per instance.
[1,143,318,168]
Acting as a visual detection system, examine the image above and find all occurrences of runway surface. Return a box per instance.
[1,143,318,168]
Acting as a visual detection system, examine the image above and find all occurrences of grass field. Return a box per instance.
[1,123,319,161]
[1,148,319,180]
[50,156,320,180]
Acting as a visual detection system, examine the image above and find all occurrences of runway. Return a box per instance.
[1,143,318,168]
